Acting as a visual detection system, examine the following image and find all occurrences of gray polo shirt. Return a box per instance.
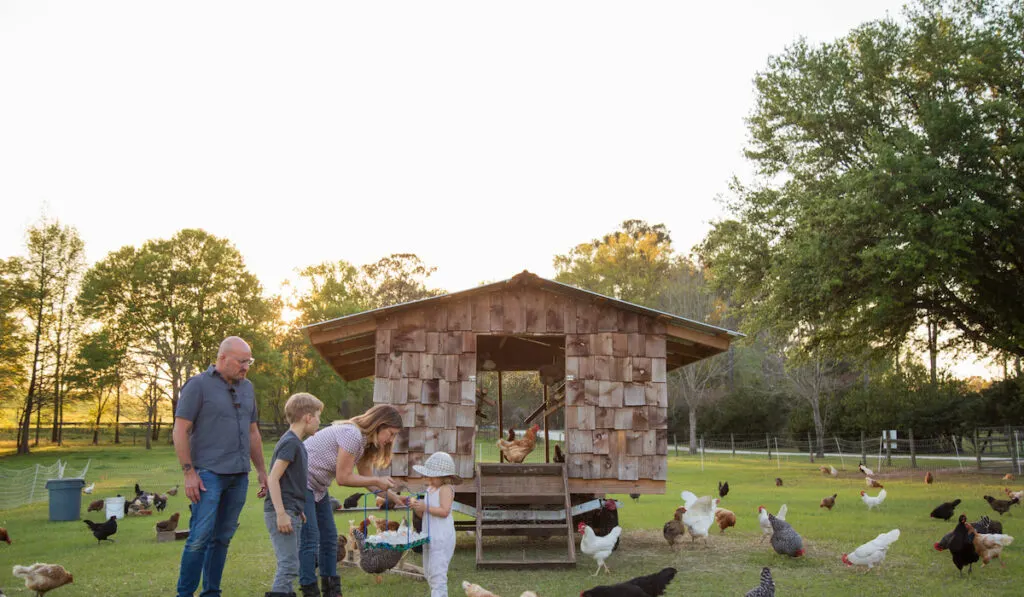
[175,365,258,475]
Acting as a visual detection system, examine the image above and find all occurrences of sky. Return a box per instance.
[4,2,994,377]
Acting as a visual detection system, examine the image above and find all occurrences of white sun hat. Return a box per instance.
[413,452,460,482]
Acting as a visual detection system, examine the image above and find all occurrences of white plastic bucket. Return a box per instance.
[105,496,125,519]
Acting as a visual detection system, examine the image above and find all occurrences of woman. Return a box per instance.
[299,404,404,597]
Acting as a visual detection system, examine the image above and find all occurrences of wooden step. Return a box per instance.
[478,463,564,475]
[479,523,568,530]
[475,559,576,570]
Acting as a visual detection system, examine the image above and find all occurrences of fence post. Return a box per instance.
[860,430,866,465]
[975,428,982,470]
[766,433,772,461]
[808,431,814,463]
[909,428,917,469]
[885,430,892,466]
[674,434,678,457]
[731,433,735,457]
[1011,428,1021,475]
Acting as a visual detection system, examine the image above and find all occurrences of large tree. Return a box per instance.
[702,0,1024,365]
[78,229,272,419]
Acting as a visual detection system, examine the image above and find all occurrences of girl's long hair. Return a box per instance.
[337,404,403,470]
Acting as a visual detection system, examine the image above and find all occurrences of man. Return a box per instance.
[174,336,269,597]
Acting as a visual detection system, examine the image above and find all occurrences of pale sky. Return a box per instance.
[0,0,914,293]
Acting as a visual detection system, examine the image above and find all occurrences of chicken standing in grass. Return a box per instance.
[87,499,104,512]
[860,489,887,510]
[166,484,178,496]
[578,522,622,576]
[758,504,787,542]
[680,491,717,545]
[820,494,837,511]
[12,563,73,596]
[865,477,884,489]
[842,529,900,571]
[964,522,1014,567]
[775,477,783,487]
[768,513,804,557]
[83,516,117,543]
[859,464,874,476]
[82,483,94,495]
[925,472,934,484]
[930,499,961,521]
[948,515,980,576]
[984,494,1019,515]
[0,528,11,544]
[744,567,775,597]
[714,508,736,534]
[718,481,729,499]
[462,580,500,597]
[663,506,686,548]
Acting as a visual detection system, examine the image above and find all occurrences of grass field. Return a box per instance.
[0,440,1021,596]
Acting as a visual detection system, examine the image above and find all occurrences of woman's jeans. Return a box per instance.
[299,488,338,586]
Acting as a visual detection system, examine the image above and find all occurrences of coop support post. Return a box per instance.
[909,429,917,469]
[498,371,504,463]
[543,384,550,463]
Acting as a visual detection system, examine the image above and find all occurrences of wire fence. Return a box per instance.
[0,459,92,510]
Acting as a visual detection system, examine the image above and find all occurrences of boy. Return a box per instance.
[264,392,323,597]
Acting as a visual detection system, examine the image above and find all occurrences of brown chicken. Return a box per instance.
[156,512,180,532]
[0,526,11,544]
[553,444,566,463]
[166,484,179,496]
[369,514,400,532]
[984,495,1019,515]
[374,495,404,509]
[87,499,104,512]
[336,534,347,563]
[820,493,837,510]
[507,427,516,442]
[775,478,783,487]
[865,477,884,489]
[964,522,1014,567]
[714,508,736,533]
[13,563,74,596]
[496,423,540,463]
[662,506,686,547]
[1003,473,1015,481]
[925,471,934,484]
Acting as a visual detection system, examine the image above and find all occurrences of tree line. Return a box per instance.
[2,0,1022,456]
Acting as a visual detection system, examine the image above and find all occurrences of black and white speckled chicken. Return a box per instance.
[768,513,804,557]
[744,567,775,597]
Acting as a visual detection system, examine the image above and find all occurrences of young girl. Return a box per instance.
[410,451,459,597]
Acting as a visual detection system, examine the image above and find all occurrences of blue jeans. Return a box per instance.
[299,489,338,586]
[176,470,249,597]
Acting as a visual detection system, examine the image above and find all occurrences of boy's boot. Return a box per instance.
[299,583,320,597]
[320,575,342,597]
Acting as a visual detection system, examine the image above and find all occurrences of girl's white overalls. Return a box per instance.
[422,485,456,597]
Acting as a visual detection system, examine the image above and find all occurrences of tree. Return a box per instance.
[554,220,678,306]
[11,220,85,455]
[70,330,122,445]
[0,259,29,416]
[659,262,730,453]
[702,0,1024,366]
[358,253,443,308]
[78,229,272,421]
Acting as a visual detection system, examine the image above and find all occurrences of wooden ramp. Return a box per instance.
[473,463,576,569]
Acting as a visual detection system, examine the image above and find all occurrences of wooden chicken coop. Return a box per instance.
[303,271,741,568]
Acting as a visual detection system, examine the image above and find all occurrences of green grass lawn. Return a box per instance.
[1,441,1021,596]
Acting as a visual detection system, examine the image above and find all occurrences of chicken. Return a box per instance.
[166,484,179,496]
[346,520,359,561]
[507,428,516,442]
[714,508,736,534]
[578,522,622,575]
[983,494,1019,515]
[768,513,804,557]
[948,515,980,576]
[553,444,565,463]
[820,494,837,511]
[774,477,783,487]
[757,504,787,542]
[964,522,1014,567]
[0,527,11,544]
[860,489,886,510]
[930,499,961,521]
[496,423,540,463]
[679,491,717,545]
[1003,473,1015,481]
[12,563,73,596]
[842,529,900,570]
[662,506,686,547]
[336,534,347,563]
[925,471,934,484]
[461,581,500,597]
[82,483,94,495]
[819,465,838,477]
[744,567,775,597]
[342,492,364,509]
[1005,488,1024,502]
[369,514,400,533]
[156,512,180,532]
[859,464,874,476]
[581,583,649,597]
[629,493,640,503]
[374,494,404,509]
[153,493,168,512]
[83,516,117,543]
[718,481,729,499]
[576,499,620,551]
[87,499,104,512]
[935,517,1004,552]
[623,567,676,597]
[864,477,884,489]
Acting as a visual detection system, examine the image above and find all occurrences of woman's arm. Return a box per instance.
[334,447,396,492]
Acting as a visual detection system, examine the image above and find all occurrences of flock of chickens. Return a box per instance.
[6,482,182,596]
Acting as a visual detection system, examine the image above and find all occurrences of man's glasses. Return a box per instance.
[233,357,255,367]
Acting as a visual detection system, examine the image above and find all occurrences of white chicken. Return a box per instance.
[842,529,900,570]
[578,522,622,576]
[860,489,887,510]
[828,465,838,477]
[858,464,874,476]
[757,504,787,542]
[462,581,500,597]
[82,483,94,495]
[680,491,718,545]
